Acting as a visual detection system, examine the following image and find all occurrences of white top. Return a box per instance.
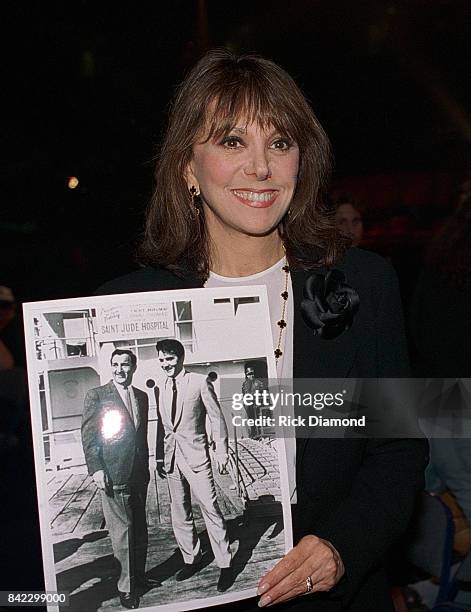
[205,258,297,501]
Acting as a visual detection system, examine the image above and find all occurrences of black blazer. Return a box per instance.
[81,381,150,487]
[97,247,428,611]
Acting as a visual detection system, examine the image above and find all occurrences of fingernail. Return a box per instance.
[257,583,269,595]
[258,595,271,607]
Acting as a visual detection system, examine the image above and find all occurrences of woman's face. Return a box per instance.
[185,120,299,240]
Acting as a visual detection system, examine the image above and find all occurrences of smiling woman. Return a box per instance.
[139,48,343,281]
[185,121,299,270]
[97,49,428,612]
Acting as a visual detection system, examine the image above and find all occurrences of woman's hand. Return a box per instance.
[257,535,345,607]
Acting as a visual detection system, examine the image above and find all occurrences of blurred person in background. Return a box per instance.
[411,194,471,378]
[0,286,28,450]
[333,194,364,247]
[0,288,43,598]
[411,192,471,558]
[0,286,18,370]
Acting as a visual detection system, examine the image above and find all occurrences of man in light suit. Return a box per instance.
[81,349,158,609]
[155,339,233,592]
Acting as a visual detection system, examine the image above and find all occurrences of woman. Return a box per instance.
[98,50,427,611]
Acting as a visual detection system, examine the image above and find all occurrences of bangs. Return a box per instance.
[199,76,301,143]
[142,49,338,277]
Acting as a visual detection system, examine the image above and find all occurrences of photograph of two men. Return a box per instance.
[24,286,291,612]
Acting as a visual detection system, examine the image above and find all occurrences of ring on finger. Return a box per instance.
[305,576,313,593]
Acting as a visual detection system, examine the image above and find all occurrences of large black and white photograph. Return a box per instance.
[23,286,292,612]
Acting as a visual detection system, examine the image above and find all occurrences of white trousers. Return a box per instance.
[167,447,231,568]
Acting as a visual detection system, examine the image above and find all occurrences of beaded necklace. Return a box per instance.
[274,260,290,365]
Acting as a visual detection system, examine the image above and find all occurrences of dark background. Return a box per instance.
[3,0,470,302]
[1,0,470,598]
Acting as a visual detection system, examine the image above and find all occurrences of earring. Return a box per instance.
[189,185,200,216]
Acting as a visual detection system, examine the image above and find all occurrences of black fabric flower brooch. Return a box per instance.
[301,269,360,339]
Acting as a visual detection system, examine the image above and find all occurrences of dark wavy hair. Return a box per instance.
[155,338,185,360]
[139,49,346,280]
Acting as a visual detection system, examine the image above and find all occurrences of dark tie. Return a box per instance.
[171,377,177,424]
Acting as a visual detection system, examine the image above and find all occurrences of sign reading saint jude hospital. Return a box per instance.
[96,302,174,341]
